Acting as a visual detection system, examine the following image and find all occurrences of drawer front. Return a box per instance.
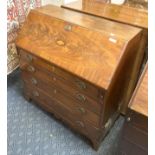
[22,73,100,127]
[126,109,148,132]
[123,123,148,151]
[19,49,105,101]
[24,84,102,140]
[21,67,101,115]
[122,109,148,151]
[119,137,147,155]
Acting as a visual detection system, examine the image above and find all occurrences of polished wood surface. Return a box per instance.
[129,63,148,116]
[62,0,148,29]
[16,5,143,150]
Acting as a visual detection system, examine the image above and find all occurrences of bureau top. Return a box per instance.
[62,0,148,29]
[16,5,141,90]
[129,64,148,117]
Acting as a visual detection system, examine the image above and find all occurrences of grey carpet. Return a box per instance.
[7,69,124,155]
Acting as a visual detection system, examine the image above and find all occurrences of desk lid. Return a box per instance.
[16,5,141,89]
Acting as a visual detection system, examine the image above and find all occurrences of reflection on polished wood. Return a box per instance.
[62,0,148,29]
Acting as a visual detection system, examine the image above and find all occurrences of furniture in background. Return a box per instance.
[118,63,148,155]
[42,0,64,6]
[61,0,148,114]
[16,5,143,150]
[7,0,41,75]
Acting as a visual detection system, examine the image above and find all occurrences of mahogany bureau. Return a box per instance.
[16,5,142,150]
[62,0,148,114]
[118,63,148,155]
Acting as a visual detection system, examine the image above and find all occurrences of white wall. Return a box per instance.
[42,0,77,6]
[42,0,64,6]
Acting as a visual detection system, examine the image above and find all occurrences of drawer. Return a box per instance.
[123,123,148,151]
[19,49,105,101]
[21,68,101,115]
[119,137,147,155]
[24,84,102,140]
[126,109,148,132]
[22,74,101,127]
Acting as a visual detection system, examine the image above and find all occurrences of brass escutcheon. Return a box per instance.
[56,40,65,46]
[64,24,72,31]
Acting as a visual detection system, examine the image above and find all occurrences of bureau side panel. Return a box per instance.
[101,31,142,126]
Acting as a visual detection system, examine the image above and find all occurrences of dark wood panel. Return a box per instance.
[123,122,148,150]
[126,109,148,132]
[118,137,147,155]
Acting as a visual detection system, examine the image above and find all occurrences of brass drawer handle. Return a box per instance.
[27,66,35,72]
[76,80,86,89]
[27,54,33,62]
[76,94,86,102]
[78,107,86,114]
[76,121,85,128]
[31,78,37,85]
[64,24,72,31]
[56,40,65,46]
[32,91,39,97]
